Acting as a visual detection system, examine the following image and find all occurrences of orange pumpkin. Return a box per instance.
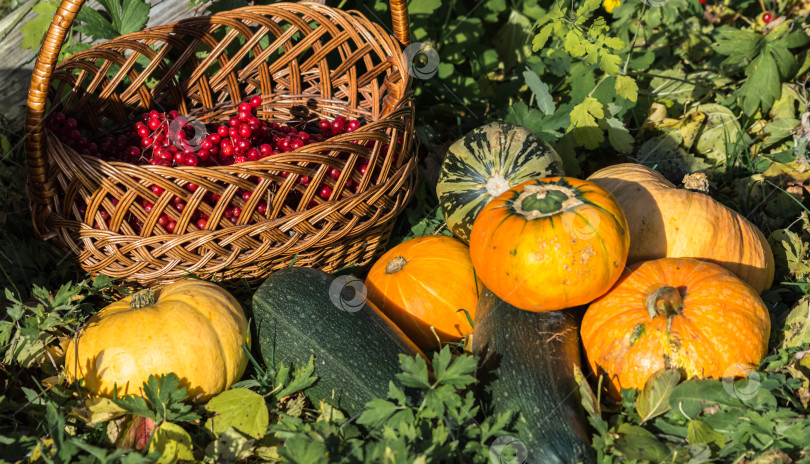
[580,257,770,399]
[469,177,630,312]
[365,235,481,348]
[587,163,774,292]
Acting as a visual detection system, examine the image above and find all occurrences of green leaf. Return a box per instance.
[494,10,533,72]
[636,369,681,423]
[396,353,431,388]
[274,356,318,399]
[523,68,555,115]
[763,119,800,148]
[205,388,269,439]
[613,423,672,461]
[357,398,400,428]
[408,0,441,15]
[614,75,638,102]
[19,1,60,52]
[148,422,194,464]
[504,101,545,134]
[712,27,763,64]
[669,379,746,419]
[687,420,727,448]
[431,347,476,388]
[602,117,634,154]
[75,7,120,40]
[739,49,781,116]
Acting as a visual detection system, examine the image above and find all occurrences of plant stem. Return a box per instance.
[622,2,647,75]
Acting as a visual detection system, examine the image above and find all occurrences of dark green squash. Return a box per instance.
[473,287,595,464]
[251,267,425,415]
[436,122,564,243]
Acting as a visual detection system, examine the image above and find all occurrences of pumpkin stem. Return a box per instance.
[645,286,684,319]
[385,257,408,274]
[130,288,156,310]
[512,183,583,220]
[521,189,568,214]
[485,172,511,198]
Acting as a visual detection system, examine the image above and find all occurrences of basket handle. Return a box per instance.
[25,0,86,231]
[388,0,410,46]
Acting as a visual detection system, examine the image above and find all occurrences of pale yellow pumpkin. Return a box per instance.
[587,163,774,293]
[65,280,250,401]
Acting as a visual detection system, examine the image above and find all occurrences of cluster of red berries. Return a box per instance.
[48,95,363,168]
[48,96,402,234]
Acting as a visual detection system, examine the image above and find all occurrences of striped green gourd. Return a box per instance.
[436,122,564,243]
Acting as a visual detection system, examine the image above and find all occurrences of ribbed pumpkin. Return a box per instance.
[365,236,481,348]
[581,258,770,399]
[436,122,564,244]
[65,280,250,401]
[587,163,774,293]
[469,177,630,312]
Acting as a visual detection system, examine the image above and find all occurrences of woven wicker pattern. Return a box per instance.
[25,1,415,285]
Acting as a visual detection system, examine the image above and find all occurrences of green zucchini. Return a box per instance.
[251,267,425,415]
[473,287,595,464]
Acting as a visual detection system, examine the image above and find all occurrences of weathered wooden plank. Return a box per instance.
[0,0,209,132]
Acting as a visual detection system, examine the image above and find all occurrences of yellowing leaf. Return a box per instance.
[604,36,625,50]
[564,31,587,58]
[687,420,726,448]
[205,388,269,439]
[781,296,810,350]
[570,97,604,127]
[598,51,622,75]
[70,397,127,425]
[614,75,639,102]
[569,98,606,149]
[205,428,255,462]
[149,422,194,464]
[636,369,681,423]
[679,111,707,149]
[533,24,554,51]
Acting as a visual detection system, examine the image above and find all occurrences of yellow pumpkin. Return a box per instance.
[587,163,774,292]
[65,280,250,401]
[365,235,481,348]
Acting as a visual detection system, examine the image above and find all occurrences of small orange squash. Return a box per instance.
[469,177,630,312]
[365,235,481,348]
[587,163,774,292]
[580,258,770,399]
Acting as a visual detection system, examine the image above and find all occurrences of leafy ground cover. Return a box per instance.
[1,0,810,462]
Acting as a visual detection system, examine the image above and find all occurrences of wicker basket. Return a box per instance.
[24,0,416,285]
